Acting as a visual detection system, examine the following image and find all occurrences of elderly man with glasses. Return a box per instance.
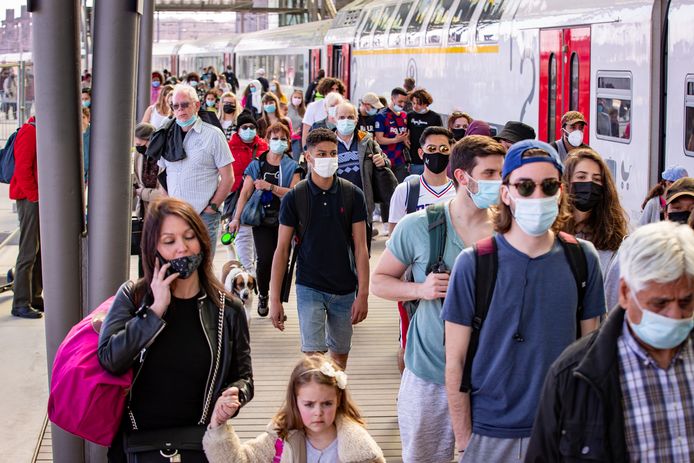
[159,84,234,254]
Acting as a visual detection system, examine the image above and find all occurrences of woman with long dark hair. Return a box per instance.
[562,148,629,308]
[98,197,253,462]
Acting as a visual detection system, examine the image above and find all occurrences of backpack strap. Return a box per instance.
[406,175,420,214]
[460,236,498,393]
[557,231,588,335]
[425,202,448,274]
[293,179,311,245]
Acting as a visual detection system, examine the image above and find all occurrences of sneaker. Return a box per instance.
[257,295,269,317]
[11,306,43,319]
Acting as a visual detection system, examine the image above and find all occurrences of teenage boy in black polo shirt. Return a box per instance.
[269,128,370,368]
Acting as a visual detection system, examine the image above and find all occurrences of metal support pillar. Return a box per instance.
[87,2,141,458]
[29,0,86,462]
[136,0,154,120]
[17,61,26,123]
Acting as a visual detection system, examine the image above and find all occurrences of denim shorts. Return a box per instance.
[295,284,355,354]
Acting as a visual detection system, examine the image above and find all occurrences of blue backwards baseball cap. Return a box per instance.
[662,165,688,182]
[501,139,564,179]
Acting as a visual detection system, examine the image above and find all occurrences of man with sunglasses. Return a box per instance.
[442,140,605,462]
[372,135,506,463]
[387,127,457,235]
[159,84,234,255]
[550,111,590,163]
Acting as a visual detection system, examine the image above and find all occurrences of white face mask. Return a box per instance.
[312,157,339,178]
[509,191,560,236]
[292,97,302,106]
[565,129,584,147]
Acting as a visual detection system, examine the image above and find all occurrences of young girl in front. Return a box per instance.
[203,354,386,463]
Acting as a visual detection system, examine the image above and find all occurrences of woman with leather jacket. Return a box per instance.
[98,197,253,462]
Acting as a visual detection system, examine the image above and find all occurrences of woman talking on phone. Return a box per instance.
[98,197,253,462]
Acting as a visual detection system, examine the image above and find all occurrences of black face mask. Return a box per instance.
[157,252,204,279]
[135,145,148,155]
[424,152,450,174]
[452,128,466,140]
[668,210,692,224]
[571,181,604,212]
[223,104,236,114]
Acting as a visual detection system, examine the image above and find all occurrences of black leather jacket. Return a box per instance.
[97,281,254,427]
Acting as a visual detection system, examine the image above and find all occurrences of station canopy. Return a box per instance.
[154,0,306,13]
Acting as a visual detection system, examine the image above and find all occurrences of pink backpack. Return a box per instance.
[47,296,133,446]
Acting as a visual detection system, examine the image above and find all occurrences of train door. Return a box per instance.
[327,44,351,99]
[539,27,591,143]
[309,48,322,83]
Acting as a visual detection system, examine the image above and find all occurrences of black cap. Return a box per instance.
[236,110,257,130]
[494,121,536,144]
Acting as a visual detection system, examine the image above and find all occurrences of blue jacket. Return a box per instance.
[244,151,298,188]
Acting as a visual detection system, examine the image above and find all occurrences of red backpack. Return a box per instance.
[48,296,133,446]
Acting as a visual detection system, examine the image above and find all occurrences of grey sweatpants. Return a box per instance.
[460,434,528,462]
[397,368,455,463]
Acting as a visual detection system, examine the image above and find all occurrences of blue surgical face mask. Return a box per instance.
[264,104,276,114]
[465,173,502,209]
[152,81,161,88]
[176,114,197,128]
[240,127,256,142]
[628,291,693,349]
[205,100,216,107]
[508,190,559,236]
[189,80,198,87]
[82,100,91,108]
[269,139,288,154]
[367,108,378,116]
[250,86,257,94]
[393,104,404,112]
[336,119,357,136]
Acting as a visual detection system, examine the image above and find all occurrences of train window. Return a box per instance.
[448,0,479,44]
[374,5,396,48]
[360,7,382,48]
[570,53,579,111]
[426,0,455,45]
[406,0,430,46]
[685,76,694,156]
[548,53,557,142]
[596,71,632,143]
[388,1,413,47]
[476,0,506,43]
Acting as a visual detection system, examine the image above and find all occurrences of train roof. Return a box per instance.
[177,35,241,56]
[233,20,333,53]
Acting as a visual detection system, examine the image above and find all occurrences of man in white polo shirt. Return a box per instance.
[160,84,234,254]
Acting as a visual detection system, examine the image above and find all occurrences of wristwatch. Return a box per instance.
[208,202,219,212]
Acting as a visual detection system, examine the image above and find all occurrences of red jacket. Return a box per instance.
[228,133,268,192]
[9,116,38,202]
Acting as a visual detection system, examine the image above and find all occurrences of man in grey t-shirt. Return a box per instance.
[161,84,234,253]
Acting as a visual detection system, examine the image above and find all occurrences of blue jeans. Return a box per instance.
[200,211,221,258]
[295,284,355,354]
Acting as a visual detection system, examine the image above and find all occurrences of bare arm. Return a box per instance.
[206,164,234,213]
[270,172,301,198]
[351,220,370,324]
[229,176,255,232]
[444,321,473,451]
[301,123,312,149]
[580,316,601,337]
[371,249,449,301]
[269,224,294,330]
[141,105,153,123]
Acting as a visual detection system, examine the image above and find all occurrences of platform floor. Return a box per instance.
[0,209,406,462]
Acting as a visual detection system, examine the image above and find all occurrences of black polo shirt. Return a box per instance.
[280,175,368,295]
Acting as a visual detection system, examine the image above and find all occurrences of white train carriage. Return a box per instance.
[232,20,333,97]
[321,0,694,221]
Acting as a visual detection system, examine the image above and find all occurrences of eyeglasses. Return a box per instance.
[171,102,191,111]
[507,178,561,197]
[423,144,451,154]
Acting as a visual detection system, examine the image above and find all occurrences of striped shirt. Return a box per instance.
[617,320,694,463]
[158,118,233,213]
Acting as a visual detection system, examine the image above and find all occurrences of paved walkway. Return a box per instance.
[0,192,406,462]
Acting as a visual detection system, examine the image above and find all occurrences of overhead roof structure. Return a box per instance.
[153,0,331,15]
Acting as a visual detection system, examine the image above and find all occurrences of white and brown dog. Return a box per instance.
[222,260,257,325]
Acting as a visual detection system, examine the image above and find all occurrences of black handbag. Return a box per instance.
[371,164,398,204]
[124,425,207,462]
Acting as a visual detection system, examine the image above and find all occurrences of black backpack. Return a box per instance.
[401,202,448,318]
[280,177,355,302]
[459,231,587,393]
[405,175,420,214]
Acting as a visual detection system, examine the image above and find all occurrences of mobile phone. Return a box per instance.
[156,252,174,278]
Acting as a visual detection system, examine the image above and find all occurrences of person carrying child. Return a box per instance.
[203,354,385,463]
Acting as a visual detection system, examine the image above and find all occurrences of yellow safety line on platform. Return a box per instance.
[352,44,500,56]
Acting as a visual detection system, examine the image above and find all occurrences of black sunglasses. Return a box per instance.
[507,178,561,197]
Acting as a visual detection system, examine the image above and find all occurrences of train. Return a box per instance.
[3,0,694,221]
